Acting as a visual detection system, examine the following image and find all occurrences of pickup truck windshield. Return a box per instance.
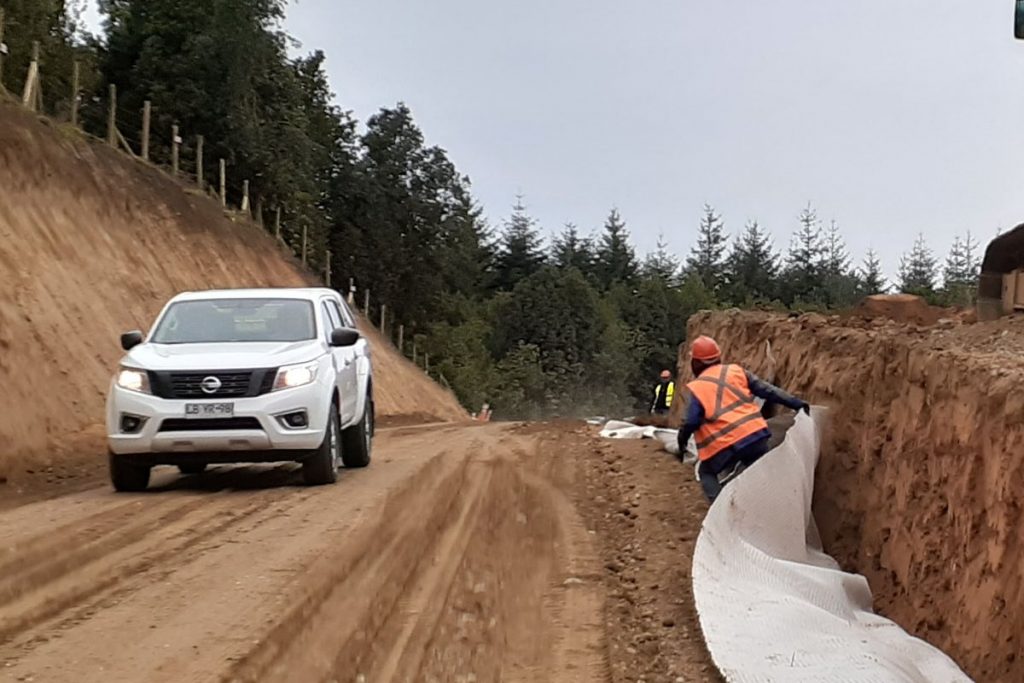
[151,299,316,344]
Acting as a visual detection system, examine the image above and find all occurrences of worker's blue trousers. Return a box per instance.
[698,437,770,503]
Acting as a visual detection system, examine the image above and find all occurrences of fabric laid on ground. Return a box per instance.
[691,409,972,682]
[598,421,651,439]
[599,421,695,462]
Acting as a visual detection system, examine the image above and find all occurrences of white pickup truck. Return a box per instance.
[106,288,374,491]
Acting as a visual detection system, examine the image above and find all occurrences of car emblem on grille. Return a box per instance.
[200,376,223,394]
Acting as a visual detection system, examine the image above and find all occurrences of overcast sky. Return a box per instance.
[81,1,1024,276]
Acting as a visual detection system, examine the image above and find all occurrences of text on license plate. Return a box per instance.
[185,403,234,419]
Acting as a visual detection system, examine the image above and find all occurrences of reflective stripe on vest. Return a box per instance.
[686,364,769,461]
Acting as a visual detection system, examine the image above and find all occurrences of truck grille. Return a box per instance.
[148,369,278,399]
[159,417,264,432]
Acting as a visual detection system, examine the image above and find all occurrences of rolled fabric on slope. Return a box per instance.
[692,409,972,683]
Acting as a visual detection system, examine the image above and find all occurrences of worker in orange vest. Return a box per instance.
[677,335,810,503]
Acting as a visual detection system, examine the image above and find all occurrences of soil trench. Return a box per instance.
[0,421,718,683]
[686,309,1024,682]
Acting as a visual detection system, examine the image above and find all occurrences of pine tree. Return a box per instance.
[898,233,939,299]
[820,220,859,308]
[822,221,851,276]
[494,196,546,291]
[724,220,778,304]
[642,233,680,284]
[942,231,980,305]
[858,249,888,295]
[780,204,826,306]
[685,204,729,294]
[551,223,596,275]
[594,208,639,289]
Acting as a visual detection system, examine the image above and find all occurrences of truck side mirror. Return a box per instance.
[330,327,361,347]
[121,330,144,351]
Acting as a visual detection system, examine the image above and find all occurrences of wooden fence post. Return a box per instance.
[219,159,226,207]
[363,289,370,315]
[141,100,151,160]
[425,353,430,374]
[398,325,404,355]
[171,125,180,176]
[70,61,80,126]
[380,305,387,334]
[107,84,117,147]
[275,207,282,240]
[325,251,332,287]
[0,8,6,91]
[22,42,40,111]
[195,135,204,187]
[412,341,418,365]
[241,179,250,213]
[301,225,308,265]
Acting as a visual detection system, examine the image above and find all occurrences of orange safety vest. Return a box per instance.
[686,364,769,462]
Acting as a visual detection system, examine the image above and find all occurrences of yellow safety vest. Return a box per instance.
[654,381,675,407]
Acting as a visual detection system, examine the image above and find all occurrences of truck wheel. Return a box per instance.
[177,463,207,475]
[109,453,152,492]
[341,394,373,469]
[303,407,340,485]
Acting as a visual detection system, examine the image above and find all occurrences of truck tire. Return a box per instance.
[303,407,340,485]
[177,463,207,475]
[341,393,373,469]
[109,453,152,492]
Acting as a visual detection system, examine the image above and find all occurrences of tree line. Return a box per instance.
[421,198,982,417]
[2,2,985,417]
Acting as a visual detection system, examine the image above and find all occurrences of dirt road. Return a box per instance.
[0,422,716,683]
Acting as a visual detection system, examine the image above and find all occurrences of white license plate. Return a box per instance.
[184,403,234,419]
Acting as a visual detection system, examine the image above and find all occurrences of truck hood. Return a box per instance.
[123,341,325,371]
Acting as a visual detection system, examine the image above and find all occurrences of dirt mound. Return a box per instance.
[0,102,463,484]
[581,431,720,681]
[685,309,1024,681]
[847,294,954,326]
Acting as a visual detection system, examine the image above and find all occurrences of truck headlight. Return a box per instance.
[117,367,151,394]
[273,362,318,391]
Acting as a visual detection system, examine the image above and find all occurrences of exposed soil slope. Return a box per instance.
[358,321,466,423]
[0,103,463,484]
[685,309,1024,682]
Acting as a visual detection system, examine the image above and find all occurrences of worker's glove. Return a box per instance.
[799,401,811,416]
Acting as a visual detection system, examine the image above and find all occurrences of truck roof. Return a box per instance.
[170,287,338,303]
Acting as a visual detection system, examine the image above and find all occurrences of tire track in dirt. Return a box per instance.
[221,441,481,682]
[0,485,314,650]
[0,496,214,608]
[0,423,616,683]
[223,426,611,683]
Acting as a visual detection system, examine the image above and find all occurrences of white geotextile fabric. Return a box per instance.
[599,421,696,462]
[692,409,972,683]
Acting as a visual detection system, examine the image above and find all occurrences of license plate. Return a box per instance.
[185,403,234,419]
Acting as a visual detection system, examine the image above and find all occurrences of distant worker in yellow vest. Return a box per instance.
[651,370,675,415]
[677,336,810,503]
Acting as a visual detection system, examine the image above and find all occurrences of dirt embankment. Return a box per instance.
[358,321,466,423]
[685,308,1024,682]
[0,103,463,484]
